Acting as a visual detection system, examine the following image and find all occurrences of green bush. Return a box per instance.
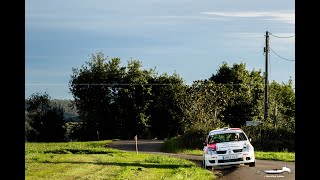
[161,129,207,152]
[242,126,295,152]
[179,129,207,149]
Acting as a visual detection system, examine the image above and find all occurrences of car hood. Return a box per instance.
[215,141,247,151]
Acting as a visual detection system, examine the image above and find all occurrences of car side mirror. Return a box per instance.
[249,138,252,142]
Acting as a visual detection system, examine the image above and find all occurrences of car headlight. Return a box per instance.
[206,148,216,155]
[243,144,251,152]
[243,144,253,152]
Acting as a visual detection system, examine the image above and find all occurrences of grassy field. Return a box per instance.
[25,140,215,180]
[161,138,295,162]
[254,151,295,162]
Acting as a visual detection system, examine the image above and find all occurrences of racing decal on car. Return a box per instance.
[207,143,216,150]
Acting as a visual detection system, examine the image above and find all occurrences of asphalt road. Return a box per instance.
[106,140,295,180]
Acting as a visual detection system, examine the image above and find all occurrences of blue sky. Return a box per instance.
[26,0,295,100]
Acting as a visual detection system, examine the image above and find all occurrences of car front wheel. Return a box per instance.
[203,160,213,170]
[203,160,207,168]
[249,161,255,167]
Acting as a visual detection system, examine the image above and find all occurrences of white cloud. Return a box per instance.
[146,15,226,21]
[201,10,295,24]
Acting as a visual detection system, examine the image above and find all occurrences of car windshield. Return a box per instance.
[208,132,247,144]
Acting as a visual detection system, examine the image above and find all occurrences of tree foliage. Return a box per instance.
[267,79,295,131]
[207,62,295,130]
[181,80,229,133]
[69,52,186,140]
[209,62,265,127]
[147,73,186,138]
[25,92,66,142]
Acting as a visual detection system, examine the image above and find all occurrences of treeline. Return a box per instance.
[25,52,295,151]
[25,99,79,121]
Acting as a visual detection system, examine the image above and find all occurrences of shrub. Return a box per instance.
[242,126,295,152]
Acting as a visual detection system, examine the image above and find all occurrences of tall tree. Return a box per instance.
[69,52,119,140]
[115,60,154,139]
[209,62,264,127]
[147,73,186,138]
[181,80,229,132]
[69,52,155,139]
[268,79,295,130]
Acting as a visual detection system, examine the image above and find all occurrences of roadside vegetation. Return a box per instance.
[161,137,295,162]
[25,140,215,180]
[254,151,295,162]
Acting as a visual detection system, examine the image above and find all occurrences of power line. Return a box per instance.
[26,82,290,86]
[270,33,295,38]
[269,48,295,61]
[26,83,176,86]
[74,83,174,86]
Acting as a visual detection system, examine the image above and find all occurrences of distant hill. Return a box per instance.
[51,99,80,121]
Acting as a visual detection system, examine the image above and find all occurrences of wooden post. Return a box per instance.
[134,135,138,155]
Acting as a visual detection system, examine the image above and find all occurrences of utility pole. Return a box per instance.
[264,31,269,122]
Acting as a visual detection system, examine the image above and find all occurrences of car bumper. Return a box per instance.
[204,152,255,166]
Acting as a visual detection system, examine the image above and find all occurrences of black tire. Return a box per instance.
[203,160,207,169]
[249,161,255,167]
[203,160,212,170]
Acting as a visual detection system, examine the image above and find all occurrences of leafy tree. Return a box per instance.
[114,60,154,139]
[69,52,155,139]
[147,72,186,139]
[70,52,117,140]
[25,92,66,142]
[267,79,295,131]
[181,80,228,132]
[209,62,264,127]
[69,52,190,140]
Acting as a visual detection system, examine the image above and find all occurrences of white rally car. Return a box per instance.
[203,127,255,168]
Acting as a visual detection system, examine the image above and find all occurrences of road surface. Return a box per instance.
[107,140,295,179]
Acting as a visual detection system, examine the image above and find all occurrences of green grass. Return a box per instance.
[26,140,215,180]
[255,151,295,162]
[179,149,203,155]
[161,137,295,162]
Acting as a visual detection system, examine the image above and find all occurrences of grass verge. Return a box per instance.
[26,140,215,180]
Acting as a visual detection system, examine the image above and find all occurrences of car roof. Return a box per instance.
[208,127,243,135]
